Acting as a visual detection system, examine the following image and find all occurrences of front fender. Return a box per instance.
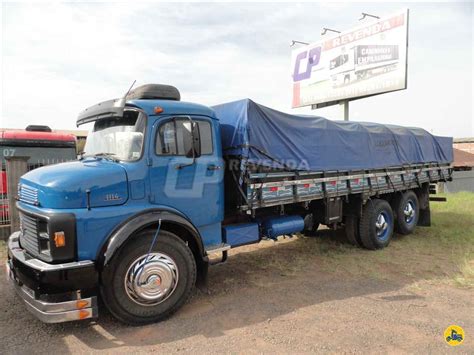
[97,209,205,267]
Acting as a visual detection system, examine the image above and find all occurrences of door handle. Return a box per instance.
[175,163,190,170]
[207,164,221,171]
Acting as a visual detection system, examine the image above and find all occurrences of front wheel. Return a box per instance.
[101,230,196,325]
[359,199,394,250]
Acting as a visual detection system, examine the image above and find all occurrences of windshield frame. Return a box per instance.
[83,108,148,163]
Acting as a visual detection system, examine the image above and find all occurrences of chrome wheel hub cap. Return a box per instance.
[375,213,388,236]
[404,202,415,223]
[125,253,179,306]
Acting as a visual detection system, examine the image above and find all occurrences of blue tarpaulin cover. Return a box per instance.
[212,99,453,172]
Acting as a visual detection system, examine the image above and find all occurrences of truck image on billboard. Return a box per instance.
[291,9,408,108]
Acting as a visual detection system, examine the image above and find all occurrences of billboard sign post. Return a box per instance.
[291,9,409,113]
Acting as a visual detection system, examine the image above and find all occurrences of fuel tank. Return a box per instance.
[259,215,305,239]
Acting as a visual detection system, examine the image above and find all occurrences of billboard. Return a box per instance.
[291,9,409,108]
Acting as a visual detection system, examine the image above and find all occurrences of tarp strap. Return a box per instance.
[231,170,251,208]
[385,169,397,191]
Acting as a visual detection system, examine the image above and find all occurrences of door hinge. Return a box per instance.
[146,157,153,166]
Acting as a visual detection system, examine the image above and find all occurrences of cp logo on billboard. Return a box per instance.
[292,46,322,82]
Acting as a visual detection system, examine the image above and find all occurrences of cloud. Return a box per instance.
[1,1,472,138]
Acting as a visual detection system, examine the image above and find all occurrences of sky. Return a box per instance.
[1,1,473,138]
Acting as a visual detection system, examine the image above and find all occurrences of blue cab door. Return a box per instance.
[148,115,224,246]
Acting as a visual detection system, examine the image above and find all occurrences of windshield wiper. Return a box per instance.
[90,152,120,162]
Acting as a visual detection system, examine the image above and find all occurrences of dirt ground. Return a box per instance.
[1,193,473,354]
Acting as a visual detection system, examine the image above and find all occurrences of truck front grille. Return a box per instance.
[19,212,40,257]
[18,184,39,206]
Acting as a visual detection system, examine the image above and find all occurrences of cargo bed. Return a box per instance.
[228,162,452,211]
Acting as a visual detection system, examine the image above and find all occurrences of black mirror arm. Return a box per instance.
[175,116,196,170]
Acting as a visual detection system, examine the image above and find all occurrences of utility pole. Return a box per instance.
[340,100,349,121]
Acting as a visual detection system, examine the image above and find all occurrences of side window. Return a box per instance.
[196,120,213,155]
[158,121,177,155]
[156,118,213,156]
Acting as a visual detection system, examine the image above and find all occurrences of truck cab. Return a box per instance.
[7,85,226,324]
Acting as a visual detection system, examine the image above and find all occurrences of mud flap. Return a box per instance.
[418,207,431,227]
[416,184,431,227]
[196,260,210,294]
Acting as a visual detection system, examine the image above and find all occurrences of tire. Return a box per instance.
[101,230,196,325]
[345,215,363,247]
[394,190,419,235]
[359,199,394,250]
[126,84,180,101]
[303,213,319,236]
[302,223,320,237]
[313,222,320,232]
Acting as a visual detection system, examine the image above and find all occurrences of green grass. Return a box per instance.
[315,192,474,286]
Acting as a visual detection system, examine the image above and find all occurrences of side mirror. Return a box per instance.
[183,121,201,159]
[192,122,201,158]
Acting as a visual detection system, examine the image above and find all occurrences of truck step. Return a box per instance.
[205,243,231,254]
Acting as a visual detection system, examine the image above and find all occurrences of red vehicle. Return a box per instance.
[0,126,77,223]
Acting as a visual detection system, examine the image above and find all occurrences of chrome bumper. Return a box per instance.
[7,232,98,323]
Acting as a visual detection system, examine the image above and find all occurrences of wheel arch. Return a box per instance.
[97,209,207,271]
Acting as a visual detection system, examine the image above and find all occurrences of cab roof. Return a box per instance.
[127,99,218,120]
[0,130,76,142]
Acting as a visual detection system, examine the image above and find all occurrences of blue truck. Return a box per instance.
[7,84,453,324]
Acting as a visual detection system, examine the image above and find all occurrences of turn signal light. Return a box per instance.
[79,310,90,319]
[54,232,66,247]
[76,300,89,309]
[154,106,164,114]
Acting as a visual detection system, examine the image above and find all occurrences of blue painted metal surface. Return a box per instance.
[20,159,128,209]
[223,223,259,247]
[17,99,225,260]
[127,99,216,119]
[259,215,304,239]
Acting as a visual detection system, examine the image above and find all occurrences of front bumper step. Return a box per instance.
[7,260,98,323]
[7,232,98,323]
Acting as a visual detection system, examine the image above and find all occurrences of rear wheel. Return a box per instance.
[394,191,419,235]
[359,199,394,250]
[101,230,196,325]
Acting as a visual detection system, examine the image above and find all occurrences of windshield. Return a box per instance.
[83,110,146,161]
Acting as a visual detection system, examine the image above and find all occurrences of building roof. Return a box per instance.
[454,137,474,143]
[453,148,474,168]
